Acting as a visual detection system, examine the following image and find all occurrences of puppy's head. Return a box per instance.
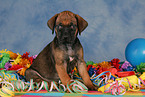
[47,11,88,44]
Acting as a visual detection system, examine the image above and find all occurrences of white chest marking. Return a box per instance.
[69,56,74,62]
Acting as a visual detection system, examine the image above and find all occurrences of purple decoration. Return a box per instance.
[32,55,37,59]
[4,62,12,70]
[120,61,132,71]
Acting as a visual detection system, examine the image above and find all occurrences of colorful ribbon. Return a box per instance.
[104,80,126,95]
[90,71,111,87]
[0,71,88,96]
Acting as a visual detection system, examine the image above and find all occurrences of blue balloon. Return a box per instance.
[125,38,145,67]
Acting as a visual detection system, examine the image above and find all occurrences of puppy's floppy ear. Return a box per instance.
[75,14,88,35]
[47,14,58,34]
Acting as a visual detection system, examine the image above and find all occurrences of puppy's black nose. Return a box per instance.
[63,37,68,41]
[63,35,69,39]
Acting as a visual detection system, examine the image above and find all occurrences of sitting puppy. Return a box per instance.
[25,11,96,90]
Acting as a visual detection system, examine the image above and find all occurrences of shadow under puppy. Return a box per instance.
[25,11,97,90]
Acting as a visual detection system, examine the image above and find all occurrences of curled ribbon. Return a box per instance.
[104,80,126,95]
[90,71,111,87]
[0,79,88,96]
[67,80,88,93]
[0,81,14,97]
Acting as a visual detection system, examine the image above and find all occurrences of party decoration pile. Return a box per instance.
[0,49,145,97]
[0,49,88,97]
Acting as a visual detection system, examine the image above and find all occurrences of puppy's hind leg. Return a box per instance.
[25,68,53,83]
[25,68,43,83]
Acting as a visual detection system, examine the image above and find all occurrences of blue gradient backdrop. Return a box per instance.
[0,0,145,63]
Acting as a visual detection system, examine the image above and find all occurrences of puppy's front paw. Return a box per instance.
[88,85,98,91]
[86,83,98,91]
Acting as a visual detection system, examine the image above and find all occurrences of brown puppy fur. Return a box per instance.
[25,11,97,90]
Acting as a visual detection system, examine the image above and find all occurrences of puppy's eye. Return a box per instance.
[56,25,62,30]
[70,24,76,29]
[70,25,74,29]
[58,25,62,29]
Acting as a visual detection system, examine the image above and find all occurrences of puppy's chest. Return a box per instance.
[65,47,78,74]
[65,46,76,62]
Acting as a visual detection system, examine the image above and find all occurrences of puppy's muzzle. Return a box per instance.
[59,33,76,44]
[61,36,74,44]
